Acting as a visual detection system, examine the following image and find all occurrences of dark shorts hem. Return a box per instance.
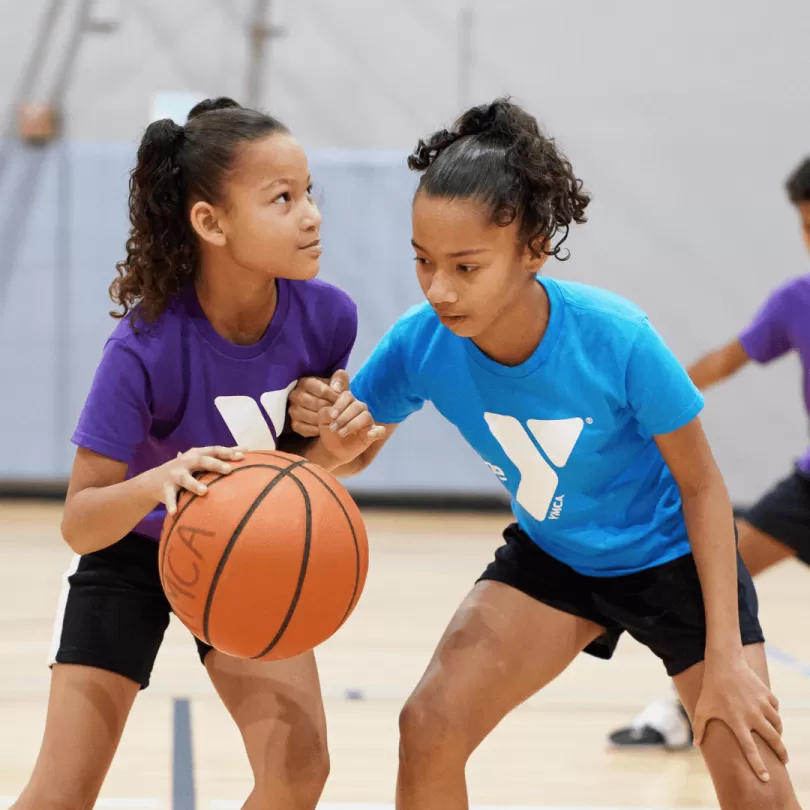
[478,524,764,678]
[52,650,154,689]
[737,467,810,566]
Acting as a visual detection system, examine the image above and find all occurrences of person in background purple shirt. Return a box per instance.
[611,157,810,751]
[10,98,384,810]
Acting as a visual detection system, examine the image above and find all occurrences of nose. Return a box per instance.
[301,197,322,231]
[425,271,458,306]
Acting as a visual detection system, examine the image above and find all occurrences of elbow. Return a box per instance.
[60,510,96,556]
[60,514,83,554]
[678,470,728,504]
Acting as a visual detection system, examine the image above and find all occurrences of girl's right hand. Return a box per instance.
[146,446,246,515]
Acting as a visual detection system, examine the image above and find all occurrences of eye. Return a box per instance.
[306,184,314,196]
[272,191,292,204]
[414,255,430,266]
[457,264,477,273]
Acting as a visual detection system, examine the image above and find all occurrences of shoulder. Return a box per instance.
[767,273,810,303]
[388,301,445,349]
[102,296,186,370]
[551,278,648,328]
[287,278,357,322]
[548,278,649,357]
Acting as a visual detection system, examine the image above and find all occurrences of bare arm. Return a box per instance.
[655,417,785,778]
[61,445,242,556]
[687,338,749,391]
[655,417,739,655]
[62,449,160,556]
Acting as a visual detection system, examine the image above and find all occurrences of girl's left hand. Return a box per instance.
[316,386,386,465]
[693,653,787,782]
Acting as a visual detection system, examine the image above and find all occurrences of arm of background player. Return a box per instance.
[687,282,796,390]
[687,338,750,390]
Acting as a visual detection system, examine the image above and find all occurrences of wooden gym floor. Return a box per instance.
[1,500,809,809]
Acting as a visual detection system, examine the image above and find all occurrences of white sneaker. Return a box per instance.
[607,699,693,750]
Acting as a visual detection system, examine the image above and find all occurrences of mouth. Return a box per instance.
[299,238,322,253]
[436,312,466,325]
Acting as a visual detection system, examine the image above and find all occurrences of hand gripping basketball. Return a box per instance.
[147,446,247,515]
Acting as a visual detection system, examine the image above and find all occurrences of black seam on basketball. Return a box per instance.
[202,460,309,647]
[294,464,362,633]
[251,472,313,659]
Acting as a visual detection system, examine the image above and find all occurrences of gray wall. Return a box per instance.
[2,0,810,500]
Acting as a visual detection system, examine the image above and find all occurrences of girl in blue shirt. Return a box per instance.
[292,99,798,810]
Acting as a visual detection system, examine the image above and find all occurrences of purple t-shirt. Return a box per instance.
[72,278,357,540]
[738,274,810,475]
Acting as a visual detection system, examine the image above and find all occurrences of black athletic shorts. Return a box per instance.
[50,532,213,689]
[479,524,764,677]
[736,466,810,565]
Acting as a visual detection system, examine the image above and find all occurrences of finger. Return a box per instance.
[296,377,339,404]
[164,483,178,516]
[768,691,780,712]
[762,699,784,737]
[755,719,789,765]
[192,455,233,475]
[329,369,350,394]
[289,391,329,413]
[327,390,356,422]
[337,409,374,437]
[178,471,208,497]
[332,401,369,433]
[289,419,320,438]
[737,727,770,782]
[194,445,246,460]
[692,713,707,747]
[367,424,386,441]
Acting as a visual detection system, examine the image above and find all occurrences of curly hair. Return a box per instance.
[408,97,590,260]
[786,157,810,204]
[110,97,289,326]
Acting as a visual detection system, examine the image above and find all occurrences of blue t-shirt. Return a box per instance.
[351,278,704,577]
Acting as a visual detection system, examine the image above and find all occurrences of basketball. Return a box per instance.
[158,450,368,661]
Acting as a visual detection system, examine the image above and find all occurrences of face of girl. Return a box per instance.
[192,133,323,280]
[411,193,546,339]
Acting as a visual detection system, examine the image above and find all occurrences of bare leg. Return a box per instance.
[673,644,801,810]
[396,581,605,810]
[736,518,796,577]
[206,649,329,810]
[11,664,140,810]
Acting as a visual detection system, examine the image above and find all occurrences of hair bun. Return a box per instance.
[456,97,540,142]
[186,97,242,121]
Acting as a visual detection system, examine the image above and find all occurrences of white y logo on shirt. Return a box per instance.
[214,382,297,450]
[484,414,585,521]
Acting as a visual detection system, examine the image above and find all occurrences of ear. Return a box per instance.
[522,238,551,275]
[189,200,226,247]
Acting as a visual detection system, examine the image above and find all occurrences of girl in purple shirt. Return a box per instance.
[11,98,382,810]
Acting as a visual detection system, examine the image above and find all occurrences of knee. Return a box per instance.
[716,760,793,810]
[253,727,330,805]
[399,689,468,768]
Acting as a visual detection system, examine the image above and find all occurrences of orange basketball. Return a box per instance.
[158,450,368,661]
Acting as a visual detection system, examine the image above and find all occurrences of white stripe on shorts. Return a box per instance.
[47,554,82,666]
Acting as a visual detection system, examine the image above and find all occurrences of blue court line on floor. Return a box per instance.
[766,643,810,679]
[172,698,196,810]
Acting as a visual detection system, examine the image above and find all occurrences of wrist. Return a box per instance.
[301,439,341,471]
[704,638,745,664]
